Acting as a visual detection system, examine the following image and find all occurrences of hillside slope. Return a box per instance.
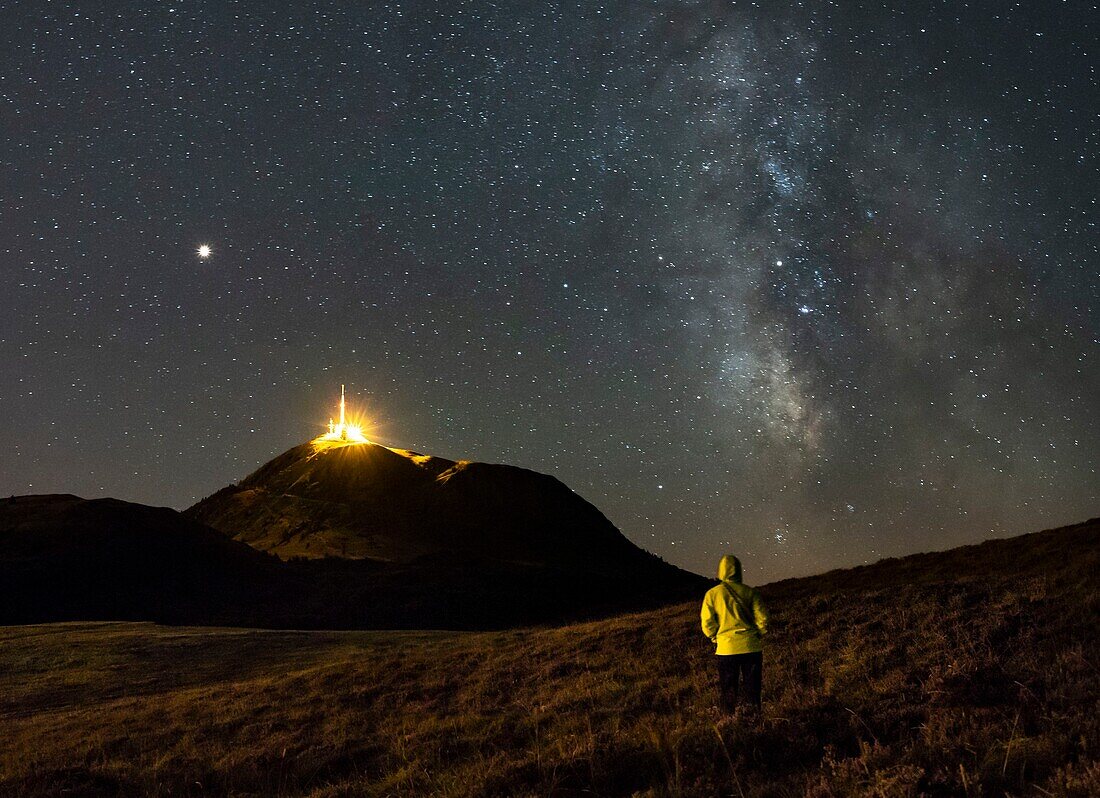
[1,518,1096,797]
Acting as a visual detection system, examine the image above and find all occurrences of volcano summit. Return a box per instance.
[186,386,688,572]
[181,431,707,626]
[188,440,661,568]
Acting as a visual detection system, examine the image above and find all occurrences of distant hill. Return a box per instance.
[181,439,708,625]
[0,451,707,628]
[0,495,297,627]
[1,516,1096,797]
[186,440,660,566]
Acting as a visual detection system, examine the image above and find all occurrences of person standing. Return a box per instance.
[700,554,769,713]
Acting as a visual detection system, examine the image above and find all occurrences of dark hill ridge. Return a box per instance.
[186,440,656,566]
[0,495,297,627]
[762,515,1100,603]
[0,485,707,629]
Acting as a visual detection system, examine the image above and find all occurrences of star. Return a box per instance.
[197,244,212,259]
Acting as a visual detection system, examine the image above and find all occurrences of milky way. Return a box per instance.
[2,2,1096,580]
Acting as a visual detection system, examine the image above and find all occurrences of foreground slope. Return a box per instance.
[1,518,1096,797]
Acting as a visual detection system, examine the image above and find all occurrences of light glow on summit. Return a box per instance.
[314,384,369,447]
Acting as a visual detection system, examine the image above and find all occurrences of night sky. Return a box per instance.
[2,1,1096,582]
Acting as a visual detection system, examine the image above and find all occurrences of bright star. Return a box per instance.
[197,244,212,259]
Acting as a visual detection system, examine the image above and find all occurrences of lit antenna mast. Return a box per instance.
[339,384,346,434]
[318,384,368,446]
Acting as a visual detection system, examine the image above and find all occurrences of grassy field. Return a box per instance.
[1,520,1097,797]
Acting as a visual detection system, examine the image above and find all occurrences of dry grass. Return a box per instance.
[1,527,1097,797]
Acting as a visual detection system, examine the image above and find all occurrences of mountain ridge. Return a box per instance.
[0,435,709,629]
[186,440,659,567]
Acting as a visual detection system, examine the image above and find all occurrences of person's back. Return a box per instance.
[701,554,769,712]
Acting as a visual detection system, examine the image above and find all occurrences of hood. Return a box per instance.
[717,554,742,583]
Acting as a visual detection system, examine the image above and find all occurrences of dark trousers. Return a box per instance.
[717,652,762,711]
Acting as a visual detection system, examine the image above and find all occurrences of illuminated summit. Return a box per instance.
[315,384,368,446]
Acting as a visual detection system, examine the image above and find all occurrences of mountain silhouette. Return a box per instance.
[0,495,298,627]
[1,443,707,629]
[186,441,684,570]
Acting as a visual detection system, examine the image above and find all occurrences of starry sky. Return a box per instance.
[2,1,1096,582]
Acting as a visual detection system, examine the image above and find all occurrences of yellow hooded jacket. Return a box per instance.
[700,555,769,655]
